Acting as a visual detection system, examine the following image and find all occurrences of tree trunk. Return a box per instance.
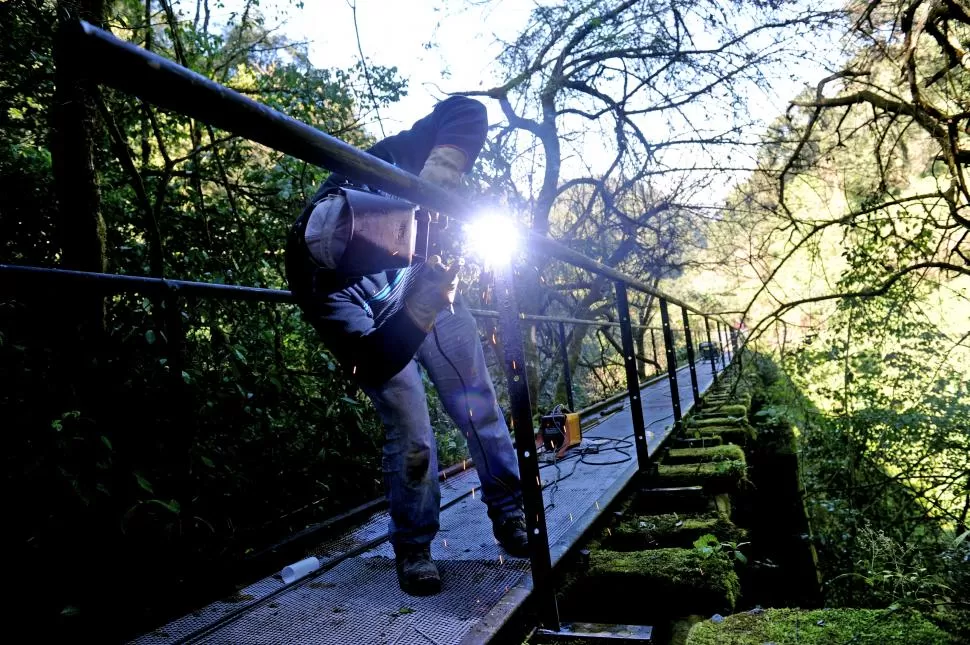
[634,327,647,380]
[552,273,609,404]
[52,0,107,339]
[551,236,639,403]
[635,290,658,377]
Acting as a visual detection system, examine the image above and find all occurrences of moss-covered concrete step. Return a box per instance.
[691,424,757,447]
[685,608,952,644]
[702,395,750,408]
[603,511,747,551]
[564,548,740,620]
[665,444,746,465]
[656,460,747,493]
[694,404,749,418]
[626,486,714,515]
[688,416,747,429]
[672,436,724,449]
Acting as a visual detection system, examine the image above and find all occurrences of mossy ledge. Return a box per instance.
[666,444,746,465]
[693,424,757,446]
[688,416,747,429]
[563,548,740,618]
[656,460,747,493]
[604,511,747,550]
[686,607,952,645]
[694,403,749,418]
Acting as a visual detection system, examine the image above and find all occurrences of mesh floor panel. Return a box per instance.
[201,557,530,645]
[132,365,719,645]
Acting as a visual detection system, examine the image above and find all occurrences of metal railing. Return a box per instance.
[2,19,738,634]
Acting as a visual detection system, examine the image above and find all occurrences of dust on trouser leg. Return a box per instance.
[362,359,441,548]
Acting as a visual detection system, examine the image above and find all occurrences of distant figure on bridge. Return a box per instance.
[285,96,527,596]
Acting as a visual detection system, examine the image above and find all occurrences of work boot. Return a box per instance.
[493,514,530,557]
[395,545,441,596]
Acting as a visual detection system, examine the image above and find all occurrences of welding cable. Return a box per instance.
[578,437,633,467]
[540,435,640,509]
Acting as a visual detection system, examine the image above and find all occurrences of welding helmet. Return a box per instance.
[304,187,418,277]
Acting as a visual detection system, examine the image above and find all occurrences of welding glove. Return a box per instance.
[419,145,467,190]
[405,255,461,332]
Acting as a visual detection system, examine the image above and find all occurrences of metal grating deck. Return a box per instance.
[133,361,724,645]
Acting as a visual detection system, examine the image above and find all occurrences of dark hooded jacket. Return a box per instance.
[285,96,487,387]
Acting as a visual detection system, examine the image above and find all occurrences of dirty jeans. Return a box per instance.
[361,295,523,551]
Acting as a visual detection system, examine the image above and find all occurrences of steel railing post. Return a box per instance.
[704,317,718,377]
[681,307,700,408]
[615,282,651,472]
[493,262,559,630]
[716,321,727,368]
[659,299,683,429]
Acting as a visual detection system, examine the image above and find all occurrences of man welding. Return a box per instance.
[285,96,528,596]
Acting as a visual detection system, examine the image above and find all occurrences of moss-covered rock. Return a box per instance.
[714,493,732,517]
[685,608,952,645]
[750,416,797,455]
[605,511,747,550]
[657,460,747,493]
[578,548,740,616]
[666,444,746,465]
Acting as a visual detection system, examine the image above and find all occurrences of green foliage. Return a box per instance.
[827,524,954,611]
[747,353,970,614]
[0,1,425,634]
[693,533,750,565]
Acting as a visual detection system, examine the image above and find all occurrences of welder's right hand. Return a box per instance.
[405,256,461,332]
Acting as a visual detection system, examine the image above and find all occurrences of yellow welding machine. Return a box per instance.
[538,409,582,458]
